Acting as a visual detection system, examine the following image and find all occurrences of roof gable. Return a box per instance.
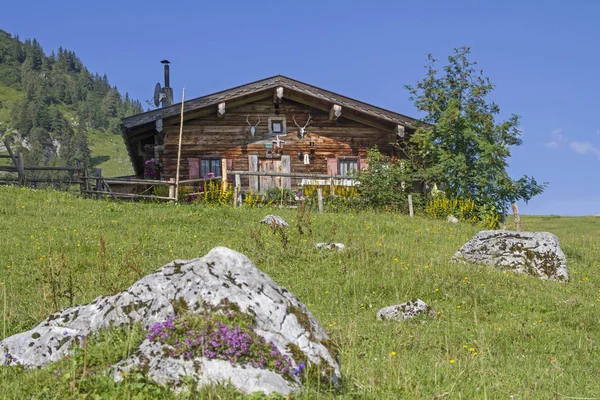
[121,75,420,131]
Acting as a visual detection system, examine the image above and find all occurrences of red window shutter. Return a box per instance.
[359,158,369,170]
[327,157,338,175]
[189,158,200,179]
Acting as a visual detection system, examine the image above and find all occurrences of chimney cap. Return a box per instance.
[160,59,170,64]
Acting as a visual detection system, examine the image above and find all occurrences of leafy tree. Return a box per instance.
[404,47,546,215]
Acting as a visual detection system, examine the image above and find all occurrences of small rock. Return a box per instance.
[447,215,458,223]
[451,230,568,282]
[376,299,433,321]
[315,242,345,251]
[260,215,289,227]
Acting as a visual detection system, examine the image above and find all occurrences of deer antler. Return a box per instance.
[304,114,312,128]
[293,114,312,128]
[246,115,261,127]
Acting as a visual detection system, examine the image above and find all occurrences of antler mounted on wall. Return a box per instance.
[293,114,312,139]
[246,115,261,138]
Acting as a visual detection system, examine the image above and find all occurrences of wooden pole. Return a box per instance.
[76,160,84,196]
[512,203,522,232]
[317,188,324,213]
[330,176,334,196]
[83,162,91,194]
[17,152,25,186]
[101,178,116,200]
[174,88,186,203]
[221,158,228,194]
[408,194,414,217]
[235,174,241,206]
[233,186,239,208]
[3,140,22,184]
[94,169,102,191]
[168,178,176,201]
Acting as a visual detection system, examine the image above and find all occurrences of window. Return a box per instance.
[200,159,221,177]
[338,158,358,176]
[268,117,286,135]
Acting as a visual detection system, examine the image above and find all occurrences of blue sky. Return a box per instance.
[2,0,599,215]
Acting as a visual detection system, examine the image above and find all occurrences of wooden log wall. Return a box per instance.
[160,98,399,191]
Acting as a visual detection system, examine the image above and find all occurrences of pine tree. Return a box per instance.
[0,29,143,168]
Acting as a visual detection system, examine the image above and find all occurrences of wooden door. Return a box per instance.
[259,159,282,191]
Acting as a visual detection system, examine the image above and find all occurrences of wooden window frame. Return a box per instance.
[337,157,359,177]
[268,117,286,135]
[200,158,222,178]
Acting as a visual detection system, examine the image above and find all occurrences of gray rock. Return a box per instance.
[0,247,340,395]
[376,299,433,321]
[315,242,345,251]
[451,230,569,282]
[447,215,459,223]
[260,215,289,228]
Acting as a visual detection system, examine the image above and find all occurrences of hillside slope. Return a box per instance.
[0,187,598,398]
[0,30,141,176]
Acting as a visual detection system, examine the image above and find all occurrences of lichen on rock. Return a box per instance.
[0,247,341,395]
[451,230,569,282]
[376,299,434,321]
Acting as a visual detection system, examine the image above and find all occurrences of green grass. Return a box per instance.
[87,128,133,177]
[0,85,22,128]
[0,186,599,399]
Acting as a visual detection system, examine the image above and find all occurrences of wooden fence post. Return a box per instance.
[17,152,25,186]
[221,158,228,193]
[317,188,324,213]
[3,140,23,185]
[408,194,414,217]
[83,163,91,194]
[233,186,239,208]
[235,174,241,206]
[168,178,176,201]
[76,160,84,196]
[94,169,102,195]
[330,176,334,197]
[512,203,522,232]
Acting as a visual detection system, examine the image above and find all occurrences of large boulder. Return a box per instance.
[0,247,340,395]
[451,230,568,282]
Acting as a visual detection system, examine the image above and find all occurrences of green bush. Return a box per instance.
[354,147,421,213]
[264,187,296,202]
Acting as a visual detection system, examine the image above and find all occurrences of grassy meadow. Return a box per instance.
[87,129,134,177]
[0,186,599,399]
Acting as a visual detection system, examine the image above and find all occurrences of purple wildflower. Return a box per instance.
[146,314,296,380]
[293,361,307,376]
[3,353,17,366]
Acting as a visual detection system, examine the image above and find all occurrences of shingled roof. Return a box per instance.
[121,75,420,130]
[121,75,425,176]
